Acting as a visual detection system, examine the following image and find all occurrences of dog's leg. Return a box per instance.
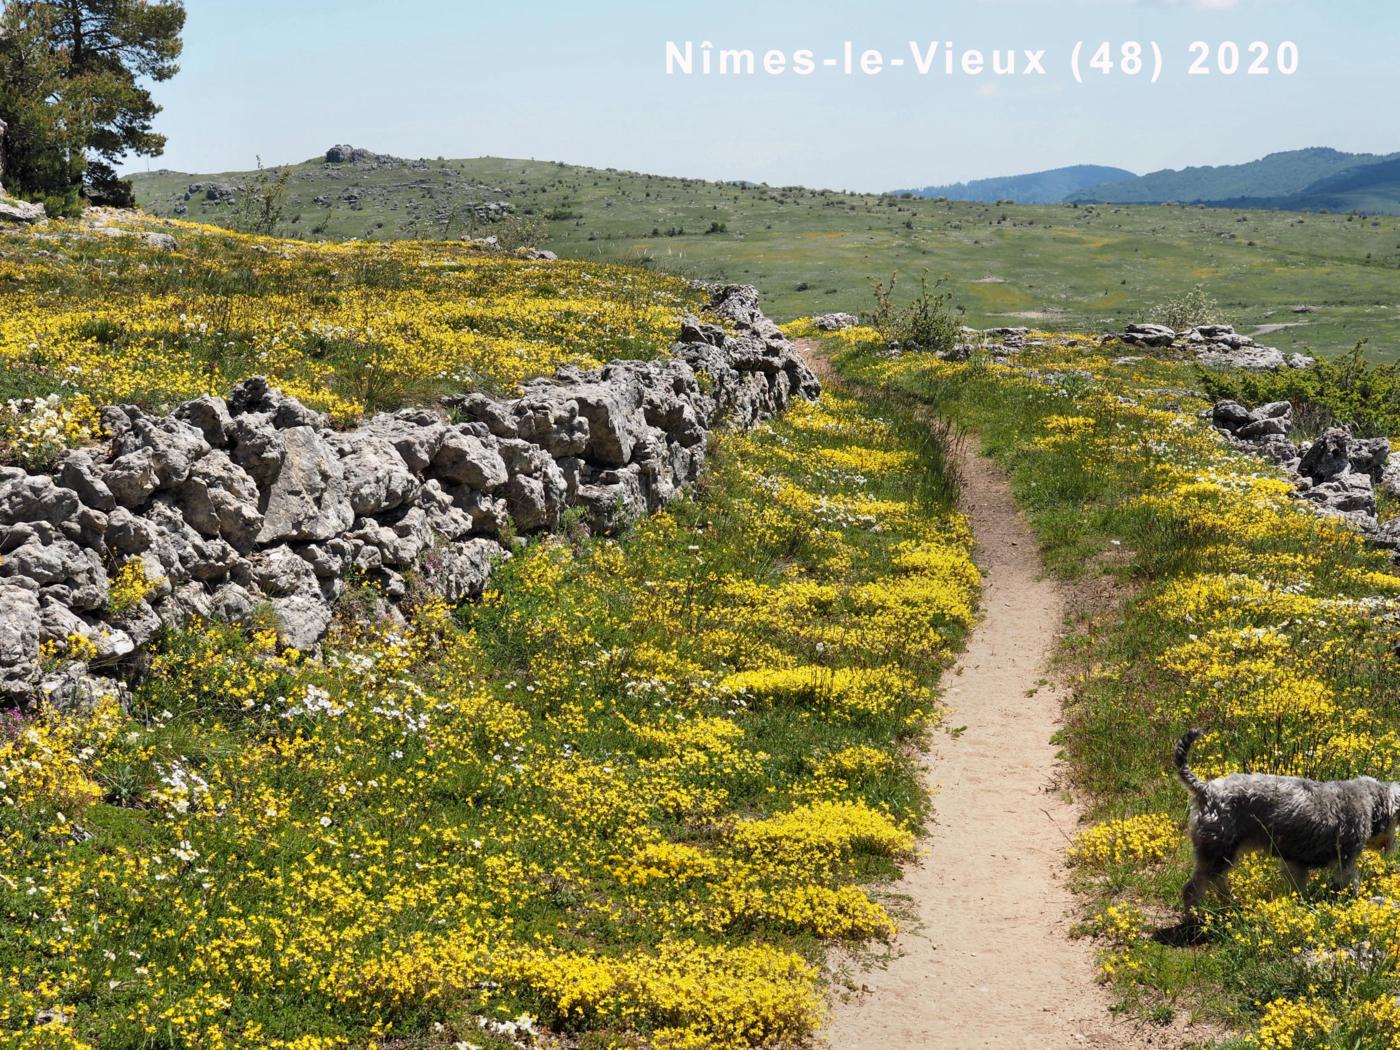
[1184,849,1234,915]
[1332,851,1362,892]
[1282,860,1311,895]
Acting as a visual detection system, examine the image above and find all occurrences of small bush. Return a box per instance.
[232,157,291,237]
[1146,283,1223,331]
[867,273,963,355]
[1200,339,1400,438]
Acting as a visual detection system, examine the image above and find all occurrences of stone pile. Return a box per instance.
[0,285,818,708]
[1118,323,1314,372]
[1211,398,1400,551]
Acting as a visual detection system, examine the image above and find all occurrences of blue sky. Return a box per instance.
[127,0,1400,191]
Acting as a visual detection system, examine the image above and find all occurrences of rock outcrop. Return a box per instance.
[1114,323,1314,372]
[0,285,818,709]
[1211,398,1400,551]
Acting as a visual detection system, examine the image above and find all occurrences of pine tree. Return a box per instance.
[0,0,184,209]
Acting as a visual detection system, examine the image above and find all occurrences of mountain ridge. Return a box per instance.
[883,147,1400,213]
[894,164,1136,204]
[1067,146,1400,211]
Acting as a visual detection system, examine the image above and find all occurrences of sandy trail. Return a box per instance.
[821,437,1145,1050]
[794,340,1156,1049]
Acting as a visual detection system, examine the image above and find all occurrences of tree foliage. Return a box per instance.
[0,0,185,209]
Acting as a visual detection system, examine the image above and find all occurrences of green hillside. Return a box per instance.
[133,151,1400,362]
[895,164,1136,204]
[1283,156,1400,213]
[1070,146,1398,205]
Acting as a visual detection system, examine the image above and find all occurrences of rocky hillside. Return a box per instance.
[129,150,1400,365]
[133,145,527,242]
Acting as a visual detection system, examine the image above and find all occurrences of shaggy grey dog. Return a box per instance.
[1175,729,1400,913]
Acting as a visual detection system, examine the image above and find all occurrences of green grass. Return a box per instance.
[134,155,1400,362]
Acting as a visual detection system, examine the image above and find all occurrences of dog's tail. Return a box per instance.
[1174,728,1208,798]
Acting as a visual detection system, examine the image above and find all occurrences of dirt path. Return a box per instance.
[821,436,1148,1049]
[793,341,1157,1049]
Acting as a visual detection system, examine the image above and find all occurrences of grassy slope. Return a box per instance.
[132,156,1400,364]
[0,212,693,433]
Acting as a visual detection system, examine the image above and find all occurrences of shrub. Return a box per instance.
[1199,339,1400,438]
[232,157,291,236]
[1146,283,1223,331]
[867,272,962,355]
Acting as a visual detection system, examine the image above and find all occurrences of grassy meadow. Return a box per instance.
[134,156,1400,363]
[0,212,693,436]
[0,384,979,1049]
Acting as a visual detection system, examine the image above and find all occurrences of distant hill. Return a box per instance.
[895,165,1135,204]
[1275,156,1400,213]
[127,147,1400,363]
[1068,147,1400,210]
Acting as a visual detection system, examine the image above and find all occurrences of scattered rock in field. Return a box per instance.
[813,313,859,331]
[0,196,46,224]
[188,182,236,204]
[1113,322,1309,373]
[1119,323,1176,348]
[1198,344,1290,371]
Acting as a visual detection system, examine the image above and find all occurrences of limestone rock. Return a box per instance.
[1196,344,1288,371]
[227,413,286,488]
[430,428,509,489]
[813,312,860,331]
[0,196,45,223]
[334,435,419,516]
[255,427,353,544]
[0,585,41,698]
[174,395,233,448]
[176,451,263,549]
[111,415,210,487]
[363,410,447,473]
[1121,323,1176,348]
[56,451,117,512]
[0,473,81,525]
[99,449,160,509]
[1299,428,1354,482]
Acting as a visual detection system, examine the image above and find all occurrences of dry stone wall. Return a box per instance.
[0,285,818,708]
